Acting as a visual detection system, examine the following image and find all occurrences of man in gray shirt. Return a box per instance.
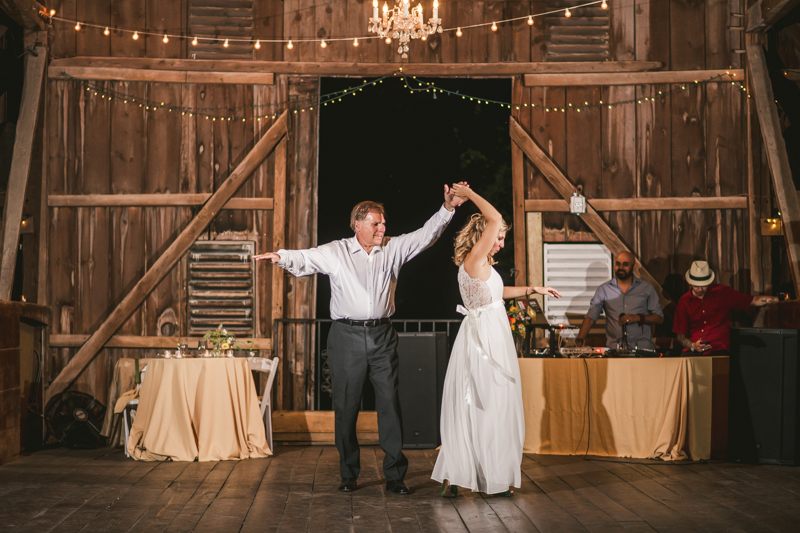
[575,252,664,349]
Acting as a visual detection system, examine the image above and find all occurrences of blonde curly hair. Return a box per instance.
[453,213,510,266]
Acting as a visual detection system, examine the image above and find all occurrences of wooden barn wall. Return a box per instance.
[37,0,767,404]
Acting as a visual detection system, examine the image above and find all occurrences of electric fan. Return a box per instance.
[44,391,106,449]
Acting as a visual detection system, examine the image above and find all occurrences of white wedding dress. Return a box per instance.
[432,264,525,494]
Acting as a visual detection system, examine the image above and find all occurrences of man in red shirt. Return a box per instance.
[673,261,778,354]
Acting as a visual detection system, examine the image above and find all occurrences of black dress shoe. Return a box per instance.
[385,480,410,495]
[338,478,357,492]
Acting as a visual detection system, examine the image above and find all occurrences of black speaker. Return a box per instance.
[729,328,800,465]
[397,332,448,448]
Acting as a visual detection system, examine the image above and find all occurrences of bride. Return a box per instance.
[432,184,561,497]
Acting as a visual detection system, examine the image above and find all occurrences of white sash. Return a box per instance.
[457,300,516,385]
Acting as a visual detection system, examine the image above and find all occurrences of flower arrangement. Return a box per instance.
[507,300,538,356]
[200,324,254,357]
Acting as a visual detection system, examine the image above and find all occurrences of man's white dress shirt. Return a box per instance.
[276,205,455,320]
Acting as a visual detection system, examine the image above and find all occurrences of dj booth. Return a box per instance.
[519,356,729,461]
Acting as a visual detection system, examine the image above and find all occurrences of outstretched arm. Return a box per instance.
[502,286,562,299]
[254,247,336,277]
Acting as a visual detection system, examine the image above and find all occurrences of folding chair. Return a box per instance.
[249,357,280,452]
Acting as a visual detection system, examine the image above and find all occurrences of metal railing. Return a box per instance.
[273,318,462,410]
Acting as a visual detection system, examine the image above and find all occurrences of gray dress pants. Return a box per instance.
[327,320,408,481]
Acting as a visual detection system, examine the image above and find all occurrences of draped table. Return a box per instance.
[126,358,271,462]
[520,356,729,460]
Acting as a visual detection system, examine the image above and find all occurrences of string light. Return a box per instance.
[254,39,261,49]
[47,2,608,50]
[287,40,293,49]
[320,39,327,48]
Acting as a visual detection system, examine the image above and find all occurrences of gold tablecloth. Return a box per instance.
[520,356,728,461]
[126,358,271,461]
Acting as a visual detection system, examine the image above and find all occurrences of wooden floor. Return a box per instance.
[1,446,799,532]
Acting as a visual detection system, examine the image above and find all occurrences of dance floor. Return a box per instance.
[1,446,799,532]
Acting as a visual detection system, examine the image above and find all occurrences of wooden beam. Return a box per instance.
[48,194,274,210]
[271,139,287,325]
[512,138,526,287]
[49,57,664,78]
[0,0,45,30]
[747,44,800,297]
[46,111,289,401]
[48,334,272,350]
[0,47,46,301]
[524,70,744,87]
[510,117,673,310]
[747,0,800,32]
[524,197,749,212]
[49,67,275,85]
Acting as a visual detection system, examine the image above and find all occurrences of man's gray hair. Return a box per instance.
[350,201,386,232]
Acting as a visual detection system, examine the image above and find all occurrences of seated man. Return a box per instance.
[575,252,664,349]
[673,261,778,354]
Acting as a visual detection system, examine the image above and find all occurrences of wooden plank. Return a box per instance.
[510,117,672,309]
[512,99,527,287]
[192,459,270,531]
[48,334,272,350]
[271,138,286,332]
[747,44,800,296]
[48,194,274,209]
[49,56,665,76]
[271,410,378,433]
[45,111,289,401]
[671,0,706,70]
[164,461,238,532]
[524,196,749,211]
[524,69,743,86]
[747,0,800,32]
[0,0,45,30]
[49,66,275,84]
[0,48,46,301]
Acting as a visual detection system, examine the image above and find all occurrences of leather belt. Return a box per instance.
[336,318,390,327]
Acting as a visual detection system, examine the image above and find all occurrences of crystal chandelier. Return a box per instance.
[369,0,442,59]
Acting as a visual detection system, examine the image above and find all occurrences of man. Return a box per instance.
[254,184,466,495]
[575,251,664,349]
[673,261,778,354]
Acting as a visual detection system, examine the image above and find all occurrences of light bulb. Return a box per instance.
[491,22,497,31]
[223,39,229,48]
[132,31,139,40]
[254,39,261,49]
[49,9,55,16]
[383,2,388,14]
[373,0,378,6]
[353,38,359,47]
[74,22,80,31]
[287,40,293,49]
[162,34,169,43]
[320,39,327,48]
[528,15,534,25]
[565,8,572,17]
[456,27,462,37]
[192,36,198,46]
[103,26,110,36]
[601,0,608,9]
[385,37,392,44]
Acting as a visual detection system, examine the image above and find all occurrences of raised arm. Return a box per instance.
[385,183,466,265]
[453,184,504,280]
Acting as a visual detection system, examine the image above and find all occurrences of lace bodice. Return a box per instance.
[458,264,504,309]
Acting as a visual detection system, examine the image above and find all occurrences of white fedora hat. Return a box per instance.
[685,261,715,286]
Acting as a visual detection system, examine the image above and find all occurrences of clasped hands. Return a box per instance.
[619,313,644,326]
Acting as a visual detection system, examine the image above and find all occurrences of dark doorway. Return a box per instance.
[317,76,514,320]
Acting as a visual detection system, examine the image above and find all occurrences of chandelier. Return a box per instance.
[369,0,442,59]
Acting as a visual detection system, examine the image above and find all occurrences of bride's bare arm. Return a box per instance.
[502,286,563,299]
[453,184,503,279]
